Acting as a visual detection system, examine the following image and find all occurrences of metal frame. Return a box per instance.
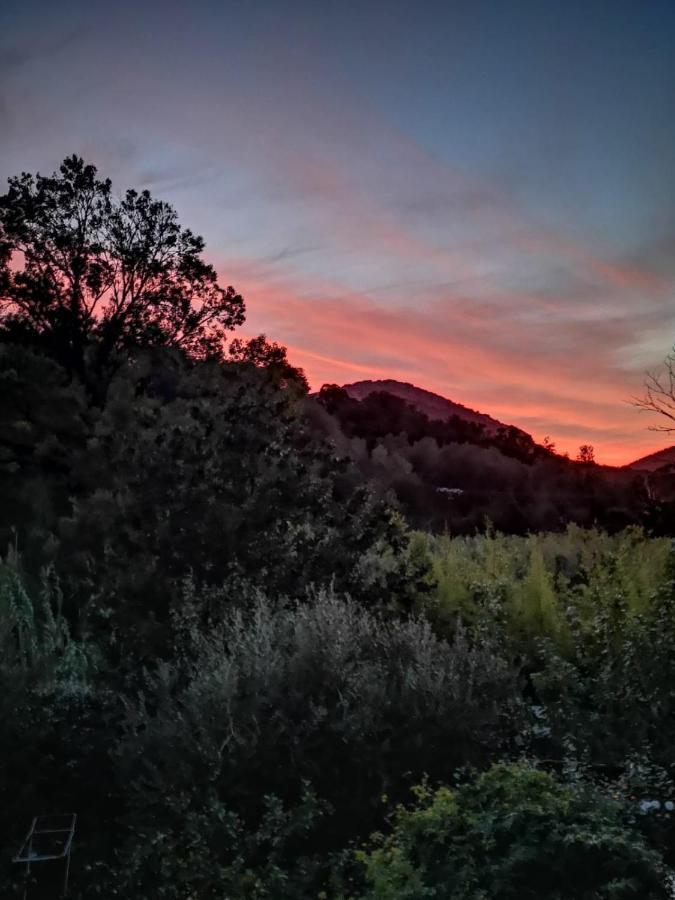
[14,814,77,896]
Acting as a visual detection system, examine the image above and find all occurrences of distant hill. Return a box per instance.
[342,380,516,435]
[626,446,675,472]
[310,380,658,534]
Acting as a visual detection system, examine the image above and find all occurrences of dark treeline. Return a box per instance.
[308,384,672,535]
[315,384,545,461]
[1,157,675,898]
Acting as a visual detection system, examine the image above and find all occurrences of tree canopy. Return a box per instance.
[0,155,244,393]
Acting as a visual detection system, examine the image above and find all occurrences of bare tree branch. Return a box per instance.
[631,346,675,432]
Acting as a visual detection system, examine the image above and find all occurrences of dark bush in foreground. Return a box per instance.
[106,589,518,895]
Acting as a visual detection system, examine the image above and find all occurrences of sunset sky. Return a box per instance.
[2,0,675,464]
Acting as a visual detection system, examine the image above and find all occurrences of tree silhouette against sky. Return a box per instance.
[0,155,245,395]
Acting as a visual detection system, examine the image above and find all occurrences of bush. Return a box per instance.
[423,526,671,652]
[356,762,671,899]
[0,344,89,575]
[57,352,429,657]
[108,588,519,892]
[88,786,330,900]
[533,549,675,769]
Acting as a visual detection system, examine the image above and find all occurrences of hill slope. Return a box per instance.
[342,379,514,435]
[627,446,675,472]
[310,380,656,534]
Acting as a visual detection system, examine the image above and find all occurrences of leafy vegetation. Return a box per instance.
[422,526,671,644]
[310,386,660,534]
[2,157,675,897]
[357,763,670,899]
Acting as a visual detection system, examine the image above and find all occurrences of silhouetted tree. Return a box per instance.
[0,155,244,395]
[229,333,309,396]
[576,444,596,464]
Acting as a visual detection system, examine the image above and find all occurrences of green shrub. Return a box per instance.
[533,551,675,769]
[87,786,329,899]
[357,762,671,899]
[58,352,429,657]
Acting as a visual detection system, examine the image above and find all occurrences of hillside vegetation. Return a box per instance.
[309,385,675,534]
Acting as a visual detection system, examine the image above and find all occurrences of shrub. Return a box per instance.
[357,762,671,899]
[59,353,429,657]
[424,526,671,652]
[87,787,329,899]
[110,588,519,890]
[533,550,675,769]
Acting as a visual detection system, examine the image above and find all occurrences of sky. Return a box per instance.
[1,0,675,464]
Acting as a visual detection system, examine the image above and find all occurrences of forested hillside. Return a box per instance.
[307,384,675,534]
[343,379,510,431]
[629,447,675,472]
[2,158,675,898]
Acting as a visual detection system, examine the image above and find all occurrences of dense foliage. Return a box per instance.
[421,529,675,766]
[1,344,428,658]
[422,526,670,643]
[310,386,659,534]
[3,156,675,898]
[4,531,675,896]
[104,589,514,896]
[56,350,426,655]
[0,156,244,395]
[357,763,670,899]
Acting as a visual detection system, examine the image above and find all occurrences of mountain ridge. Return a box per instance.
[339,379,673,470]
[342,379,517,435]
